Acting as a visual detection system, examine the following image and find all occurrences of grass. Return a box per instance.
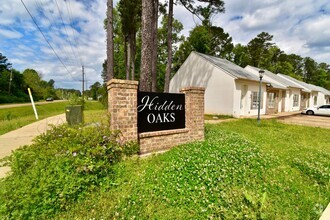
[52,119,329,219]
[204,114,233,120]
[0,101,105,135]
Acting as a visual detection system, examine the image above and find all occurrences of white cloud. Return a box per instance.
[1,0,330,91]
[0,29,23,38]
[0,0,107,90]
[210,0,330,62]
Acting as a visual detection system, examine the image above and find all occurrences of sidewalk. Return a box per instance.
[0,114,66,178]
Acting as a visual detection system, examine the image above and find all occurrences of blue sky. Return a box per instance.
[1,0,329,90]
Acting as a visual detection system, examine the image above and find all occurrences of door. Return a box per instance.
[266,91,279,114]
[240,85,248,115]
[281,91,286,112]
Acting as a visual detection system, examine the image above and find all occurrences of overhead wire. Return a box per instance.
[20,0,78,81]
[65,0,85,85]
[53,0,82,68]
[65,0,84,66]
[39,0,79,69]
[32,0,75,67]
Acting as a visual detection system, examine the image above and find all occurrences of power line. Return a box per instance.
[34,0,79,68]
[65,0,83,66]
[53,0,82,67]
[20,0,76,81]
[32,0,77,68]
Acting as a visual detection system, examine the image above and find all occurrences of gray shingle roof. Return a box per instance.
[315,86,330,95]
[246,65,301,89]
[278,74,319,92]
[196,52,262,82]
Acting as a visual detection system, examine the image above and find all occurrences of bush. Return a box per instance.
[0,93,29,103]
[0,124,139,219]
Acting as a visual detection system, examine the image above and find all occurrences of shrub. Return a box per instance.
[0,94,29,103]
[0,124,139,219]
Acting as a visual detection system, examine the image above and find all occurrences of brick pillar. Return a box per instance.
[180,87,205,141]
[107,79,139,143]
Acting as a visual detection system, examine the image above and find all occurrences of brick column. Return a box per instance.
[107,79,139,143]
[180,87,205,141]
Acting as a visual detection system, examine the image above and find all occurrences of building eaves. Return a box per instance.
[281,74,321,92]
[315,86,330,95]
[246,65,299,89]
[277,74,310,91]
[195,52,261,82]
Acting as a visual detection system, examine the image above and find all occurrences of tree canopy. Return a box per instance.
[102,0,330,92]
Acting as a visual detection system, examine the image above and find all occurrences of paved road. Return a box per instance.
[0,114,66,178]
[0,100,66,109]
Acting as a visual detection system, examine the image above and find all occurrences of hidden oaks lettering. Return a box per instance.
[138,92,185,133]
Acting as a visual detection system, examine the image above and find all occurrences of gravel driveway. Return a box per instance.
[278,114,330,129]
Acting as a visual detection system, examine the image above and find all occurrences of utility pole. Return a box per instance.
[8,68,13,94]
[85,79,88,95]
[82,65,85,105]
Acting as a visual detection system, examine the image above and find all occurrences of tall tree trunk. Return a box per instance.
[140,0,154,91]
[124,37,128,79]
[106,0,114,81]
[130,31,136,80]
[151,0,159,92]
[126,37,131,80]
[164,0,173,92]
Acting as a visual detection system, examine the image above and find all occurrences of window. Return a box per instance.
[293,94,299,107]
[251,91,263,109]
[319,105,330,109]
[268,93,275,108]
[314,96,317,106]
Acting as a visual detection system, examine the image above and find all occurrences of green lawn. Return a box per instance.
[53,119,329,219]
[204,114,233,120]
[0,101,105,135]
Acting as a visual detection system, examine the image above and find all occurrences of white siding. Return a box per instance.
[169,52,214,93]
[318,93,326,106]
[288,89,301,111]
[169,53,272,117]
[169,52,235,116]
[204,69,235,115]
[236,81,266,117]
[278,90,283,112]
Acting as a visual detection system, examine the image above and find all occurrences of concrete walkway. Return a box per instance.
[0,114,66,178]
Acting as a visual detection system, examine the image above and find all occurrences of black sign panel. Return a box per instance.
[138,92,185,133]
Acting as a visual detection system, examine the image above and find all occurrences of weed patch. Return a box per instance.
[0,124,138,219]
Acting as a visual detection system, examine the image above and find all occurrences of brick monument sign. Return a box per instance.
[107,79,205,155]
